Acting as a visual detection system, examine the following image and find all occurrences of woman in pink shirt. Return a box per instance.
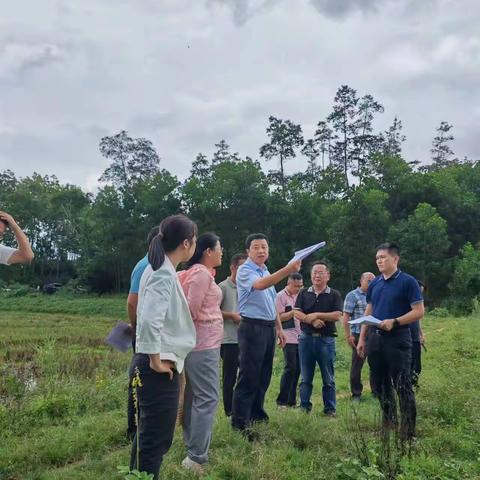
[178,233,223,473]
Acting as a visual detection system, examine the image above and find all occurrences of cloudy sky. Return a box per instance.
[1,0,479,191]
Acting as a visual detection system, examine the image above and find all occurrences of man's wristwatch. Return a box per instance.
[393,318,400,328]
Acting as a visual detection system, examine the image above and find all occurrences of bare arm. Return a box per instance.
[342,312,352,338]
[357,304,372,358]
[294,309,307,323]
[279,310,295,322]
[316,311,342,323]
[275,312,287,347]
[395,302,425,325]
[358,303,372,343]
[300,311,341,324]
[221,310,241,323]
[378,302,425,331]
[127,293,138,331]
[252,260,301,290]
[0,212,34,264]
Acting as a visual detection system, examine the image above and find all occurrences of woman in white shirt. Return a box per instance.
[130,214,197,480]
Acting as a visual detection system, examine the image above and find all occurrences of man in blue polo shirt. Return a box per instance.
[231,233,301,435]
[357,243,424,441]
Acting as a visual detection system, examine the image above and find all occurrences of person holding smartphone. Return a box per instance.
[275,273,304,408]
[0,211,34,266]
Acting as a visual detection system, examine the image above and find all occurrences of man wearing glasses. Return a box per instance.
[294,262,343,416]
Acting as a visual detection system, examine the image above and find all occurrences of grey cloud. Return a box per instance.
[209,0,398,25]
[207,0,279,26]
[128,112,180,133]
[0,41,64,79]
[309,0,384,18]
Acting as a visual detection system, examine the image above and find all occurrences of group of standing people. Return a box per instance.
[0,210,426,480]
[124,214,425,479]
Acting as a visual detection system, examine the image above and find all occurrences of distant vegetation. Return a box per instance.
[1,85,479,310]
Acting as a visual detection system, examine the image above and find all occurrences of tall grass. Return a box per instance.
[0,297,479,479]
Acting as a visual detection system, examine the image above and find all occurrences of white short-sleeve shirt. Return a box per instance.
[0,244,16,265]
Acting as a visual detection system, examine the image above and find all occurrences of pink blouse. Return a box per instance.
[178,264,224,351]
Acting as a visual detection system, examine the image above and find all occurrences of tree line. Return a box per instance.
[1,85,479,312]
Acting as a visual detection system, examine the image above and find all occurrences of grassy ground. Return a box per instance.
[0,294,479,479]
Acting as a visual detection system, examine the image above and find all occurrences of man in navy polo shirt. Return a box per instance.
[231,233,301,435]
[357,243,424,441]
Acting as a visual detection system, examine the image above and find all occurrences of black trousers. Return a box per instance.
[411,341,422,385]
[127,354,136,439]
[220,343,239,416]
[129,354,179,480]
[350,333,379,398]
[276,343,300,406]
[231,318,275,431]
[367,329,416,440]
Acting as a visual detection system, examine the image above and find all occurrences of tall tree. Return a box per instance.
[314,121,334,170]
[301,138,320,190]
[212,140,240,165]
[327,85,359,187]
[381,116,406,157]
[99,130,160,189]
[353,94,384,182]
[260,116,304,194]
[190,153,210,181]
[430,121,455,169]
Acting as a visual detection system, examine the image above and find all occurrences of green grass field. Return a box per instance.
[1,293,479,479]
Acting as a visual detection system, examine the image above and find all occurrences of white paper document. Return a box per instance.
[348,315,382,326]
[289,241,326,263]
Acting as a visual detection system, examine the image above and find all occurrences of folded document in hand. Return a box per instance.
[105,321,132,352]
[289,241,326,263]
[348,315,382,326]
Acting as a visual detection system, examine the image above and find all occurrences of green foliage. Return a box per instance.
[389,203,450,300]
[117,466,154,479]
[449,242,480,313]
[2,89,480,309]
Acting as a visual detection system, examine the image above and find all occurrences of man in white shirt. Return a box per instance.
[0,211,34,266]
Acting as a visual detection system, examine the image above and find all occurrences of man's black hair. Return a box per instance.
[376,242,400,256]
[231,252,248,267]
[288,273,303,281]
[311,260,331,272]
[245,233,268,250]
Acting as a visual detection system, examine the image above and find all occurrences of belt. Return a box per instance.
[241,316,275,327]
[302,332,335,338]
[372,327,410,337]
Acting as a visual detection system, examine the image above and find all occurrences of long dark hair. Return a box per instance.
[187,232,220,268]
[148,214,197,270]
